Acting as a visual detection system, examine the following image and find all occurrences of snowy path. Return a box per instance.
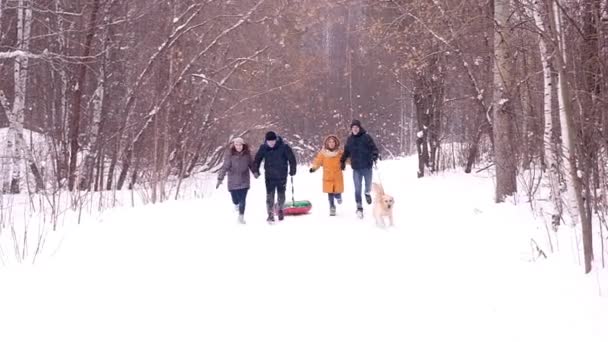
[2,158,607,341]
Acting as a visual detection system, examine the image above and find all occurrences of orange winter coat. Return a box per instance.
[310,135,344,194]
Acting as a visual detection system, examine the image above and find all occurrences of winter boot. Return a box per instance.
[267,213,275,223]
[356,208,364,219]
[365,193,372,205]
[238,214,246,224]
[278,209,284,221]
[329,206,336,216]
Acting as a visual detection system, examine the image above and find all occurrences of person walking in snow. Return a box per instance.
[340,119,379,218]
[253,131,297,223]
[309,135,344,216]
[216,137,256,224]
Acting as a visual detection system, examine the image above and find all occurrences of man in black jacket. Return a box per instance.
[340,120,379,218]
[253,131,297,222]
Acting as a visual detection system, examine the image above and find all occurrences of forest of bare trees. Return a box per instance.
[1,0,607,272]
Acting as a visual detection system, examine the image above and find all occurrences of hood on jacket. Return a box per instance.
[323,135,341,151]
[230,143,250,155]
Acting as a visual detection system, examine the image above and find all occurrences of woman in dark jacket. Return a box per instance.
[217,137,256,224]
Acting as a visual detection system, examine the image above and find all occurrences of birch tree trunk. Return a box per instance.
[0,0,43,192]
[492,0,518,202]
[10,0,27,193]
[533,0,562,229]
[5,0,43,192]
[5,0,33,193]
[548,0,593,273]
[1,0,11,192]
[0,93,45,192]
[2,100,14,192]
[79,81,104,191]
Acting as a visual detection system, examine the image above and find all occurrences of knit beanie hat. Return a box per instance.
[232,137,244,145]
[265,131,277,141]
[350,120,362,128]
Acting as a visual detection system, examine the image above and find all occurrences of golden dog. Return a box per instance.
[371,182,395,227]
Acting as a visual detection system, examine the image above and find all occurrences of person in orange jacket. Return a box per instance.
[309,135,344,216]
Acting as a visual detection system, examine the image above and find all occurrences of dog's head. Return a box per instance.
[381,195,395,210]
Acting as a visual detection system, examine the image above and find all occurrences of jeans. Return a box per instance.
[353,168,372,209]
[328,193,342,208]
[265,178,287,214]
[230,188,249,215]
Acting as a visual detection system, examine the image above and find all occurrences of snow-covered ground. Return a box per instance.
[1,157,607,342]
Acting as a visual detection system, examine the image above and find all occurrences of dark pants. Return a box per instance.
[328,193,342,208]
[265,178,287,214]
[230,188,249,215]
[353,168,372,209]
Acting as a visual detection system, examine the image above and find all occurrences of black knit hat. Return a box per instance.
[351,120,362,128]
[265,131,277,141]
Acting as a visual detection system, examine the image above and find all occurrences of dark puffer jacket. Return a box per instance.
[340,128,379,170]
[253,136,297,181]
[217,144,254,190]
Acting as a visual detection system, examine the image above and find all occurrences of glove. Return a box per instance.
[309,168,315,173]
[289,170,296,176]
[215,180,222,189]
[253,172,260,179]
[340,162,345,171]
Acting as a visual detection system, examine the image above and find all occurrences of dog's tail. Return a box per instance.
[372,182,384,195]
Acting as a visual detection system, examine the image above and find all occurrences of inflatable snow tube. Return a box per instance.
[281,200,312,215]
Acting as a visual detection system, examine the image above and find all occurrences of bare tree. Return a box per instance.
[532,0,562,229]
[546,0,593,272]
[0,0,44,193]
[1,0,607,269]
[493,0,518,202]
[67,0,102,191]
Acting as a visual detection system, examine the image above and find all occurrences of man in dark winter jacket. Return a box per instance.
[253,131,297,222]
[340,119,379,218]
